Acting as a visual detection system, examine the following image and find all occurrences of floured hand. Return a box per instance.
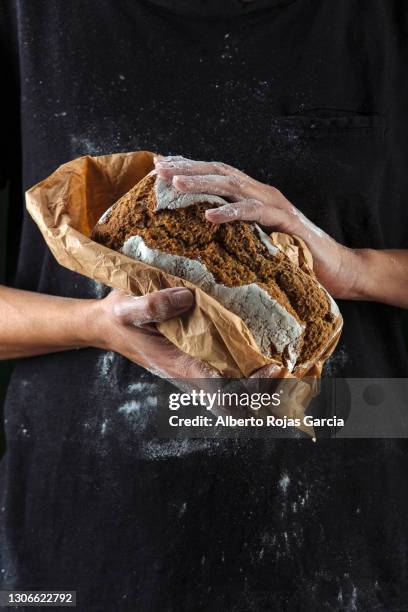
[89,288,217,378]
[154,155,362,299]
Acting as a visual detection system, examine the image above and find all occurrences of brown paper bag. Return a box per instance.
[26,151,342,388]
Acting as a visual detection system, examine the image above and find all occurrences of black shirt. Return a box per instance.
[1,1,408,610]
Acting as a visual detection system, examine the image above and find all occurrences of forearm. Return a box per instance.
[350,249,408,308]
[0,284,214,380]
[0,285,95,359]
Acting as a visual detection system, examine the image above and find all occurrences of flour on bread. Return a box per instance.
[122,235,304,369]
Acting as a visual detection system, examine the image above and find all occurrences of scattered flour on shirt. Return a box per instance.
[278,473,290,494]
[101,419,108,435]
[70,134,103,156]
[128,382,157,394]
[179,502,187,517]
[118,397,157,432]
[323,344,349,376]
[87,279,108,298]
[98,351,116,378]
[140,438,221,460]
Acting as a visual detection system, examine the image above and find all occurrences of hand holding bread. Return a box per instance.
[154,155,361,300]
[26,150,343,377]
[92,161,340,373]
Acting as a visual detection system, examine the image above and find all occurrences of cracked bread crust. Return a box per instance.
[91,173,336,366]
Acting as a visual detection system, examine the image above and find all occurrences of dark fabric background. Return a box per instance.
[1,2,408,611]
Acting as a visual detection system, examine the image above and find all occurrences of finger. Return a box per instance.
[139,337,221,380]
[250,364,284,378]
[113,287,194,326]
[205,199,263,223]
[155,154,186,163]
[173,352,222,379]
[155,158,235,180]
[153,154,164,163]
[205,199,293,230]
[172,173,247,199]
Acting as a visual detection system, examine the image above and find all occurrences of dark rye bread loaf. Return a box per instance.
[91,173,338,370]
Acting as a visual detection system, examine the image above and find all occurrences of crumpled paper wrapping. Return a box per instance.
[26,151,342,387]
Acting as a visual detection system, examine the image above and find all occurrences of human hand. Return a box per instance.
[87,287,221,378]
[154,155,361,299]
[87,288,284,379]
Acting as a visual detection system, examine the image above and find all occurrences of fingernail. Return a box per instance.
[270,364,282,373]
[168,288,194,308]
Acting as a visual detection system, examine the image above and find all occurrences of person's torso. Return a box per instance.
[2,2,408,609]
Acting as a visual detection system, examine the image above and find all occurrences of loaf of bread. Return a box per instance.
[91,172,339,371]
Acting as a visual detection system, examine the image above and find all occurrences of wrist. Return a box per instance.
[341,248,374,300]
[71,298,108,349]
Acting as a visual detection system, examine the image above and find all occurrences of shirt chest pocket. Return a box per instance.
[261,113,386,247]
